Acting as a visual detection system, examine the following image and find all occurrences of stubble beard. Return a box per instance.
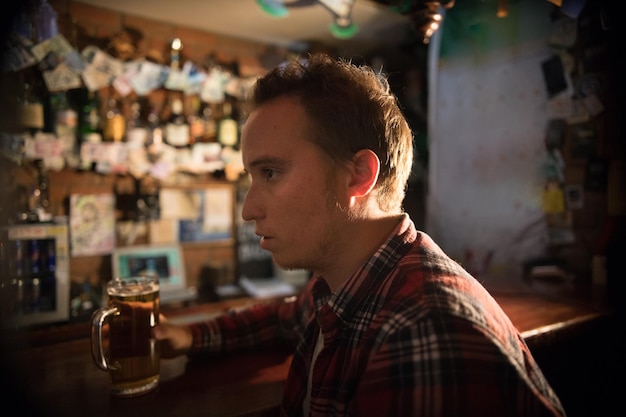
[295,169,349,272]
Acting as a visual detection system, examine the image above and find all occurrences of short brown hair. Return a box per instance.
[246,53,414,212]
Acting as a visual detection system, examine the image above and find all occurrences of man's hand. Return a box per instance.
[153,314,194,358]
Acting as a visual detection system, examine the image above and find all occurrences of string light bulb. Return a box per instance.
[497,0,508,17]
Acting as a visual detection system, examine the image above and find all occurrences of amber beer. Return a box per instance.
[91,277,160,397]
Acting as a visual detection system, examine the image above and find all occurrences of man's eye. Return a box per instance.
[263,168,278,180]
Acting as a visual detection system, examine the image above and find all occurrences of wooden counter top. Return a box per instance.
[493,291,610,348]
[0,291,612,417]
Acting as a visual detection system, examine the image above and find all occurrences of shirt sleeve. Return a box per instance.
[186,291,312,354]
[349,315,566,417]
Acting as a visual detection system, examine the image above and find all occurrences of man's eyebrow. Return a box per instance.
[247,156,287,170]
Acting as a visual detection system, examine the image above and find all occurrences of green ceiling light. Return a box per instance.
[320,0,358,38]
[256,0,289,17]
[257,0,358,38]
[329,18,359,39]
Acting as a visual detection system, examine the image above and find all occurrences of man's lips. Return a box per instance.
[258,235,273,248]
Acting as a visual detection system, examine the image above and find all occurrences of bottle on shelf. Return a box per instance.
[147,101,161,135]
[79,90,102,140]
[165,37,185,90]
[170,37,183,72]
[102,91,126,142]
[164,94,191,148]
[17,68,46,135]
[18,237,56,314]
[24,239,41,313]
[20,159,52,223]
[218,100,239,147]
[51,90,79,168]
[187,96,205,145]
[145,101,165,162]
[78,89,103,170]
[14,240,26,315]
[126,96,151,145]
[199,101,218,143]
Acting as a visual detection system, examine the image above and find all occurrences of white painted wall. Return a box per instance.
[427,0,557,285]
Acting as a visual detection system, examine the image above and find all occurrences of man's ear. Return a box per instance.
[347,149,380,198]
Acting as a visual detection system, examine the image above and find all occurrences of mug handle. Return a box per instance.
[91,306,120,371]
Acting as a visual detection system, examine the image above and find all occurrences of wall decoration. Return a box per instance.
[542,180,566,214]
[159,185,234,243]
[69,193,116,257]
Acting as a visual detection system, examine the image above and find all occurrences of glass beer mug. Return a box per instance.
[91,277,160,397]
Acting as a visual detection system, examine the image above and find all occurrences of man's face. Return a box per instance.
[241,96,347,272]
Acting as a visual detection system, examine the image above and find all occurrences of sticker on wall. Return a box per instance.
[542,180,565,214]
[159,186,233,243]
[70,193,116,257]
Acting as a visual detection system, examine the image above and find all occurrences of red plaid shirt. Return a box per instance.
[188,215,566,416]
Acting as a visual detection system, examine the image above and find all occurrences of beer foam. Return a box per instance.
[108,278,159,296]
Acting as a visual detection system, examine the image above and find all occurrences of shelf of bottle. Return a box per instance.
[1,131,243,182]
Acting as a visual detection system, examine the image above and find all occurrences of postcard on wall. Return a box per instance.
[70,193,116,257]
[159,188,201,220]
[159,186,233,243]
[178,187,233,242]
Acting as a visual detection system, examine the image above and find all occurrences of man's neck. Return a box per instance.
[316,214,405,293]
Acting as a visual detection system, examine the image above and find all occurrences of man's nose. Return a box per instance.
[241,186,262,222]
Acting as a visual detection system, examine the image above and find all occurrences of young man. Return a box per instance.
[154,53,566,417]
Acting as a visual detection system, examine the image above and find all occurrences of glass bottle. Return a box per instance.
[17,69,45,134]
[51,91,79,168]
[126,96,150,145]
[80,90,102,142]
[164,95,190,148]
[103,92,126,142]
[52,91,78,138]
[79,90,103,170]
[24,239,41,313]
[145,102,164,161]
[200,101,218,143]
[187,96,204,145]
[218,101,239,147]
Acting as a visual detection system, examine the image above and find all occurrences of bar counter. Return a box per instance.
[0,290,613,417]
